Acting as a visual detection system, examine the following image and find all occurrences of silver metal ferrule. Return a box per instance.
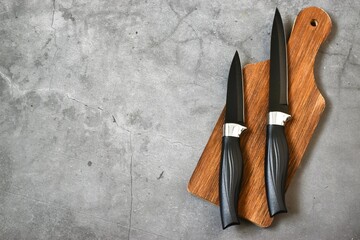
[268,111,291,126]
[223,123,247,137]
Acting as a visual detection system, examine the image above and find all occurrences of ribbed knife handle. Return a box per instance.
[265,125,289,217]
[219,136,243,229]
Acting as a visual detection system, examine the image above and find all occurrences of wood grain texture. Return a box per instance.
[187,7,332,227]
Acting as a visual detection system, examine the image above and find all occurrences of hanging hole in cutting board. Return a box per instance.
[310,19,318,27]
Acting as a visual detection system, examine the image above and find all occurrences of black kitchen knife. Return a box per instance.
[265,8,291,217]
[219,51,247,229]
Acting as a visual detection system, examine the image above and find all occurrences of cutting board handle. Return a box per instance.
[289,7,332,80]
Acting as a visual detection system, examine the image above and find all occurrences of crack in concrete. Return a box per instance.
[188,80,220,97]
[112,115,119,126]
[167,0,180,19]
[0,10,9,16]
[193,37,203,76]
[51,0,56,29]
[181,19,204,79]
[159,134,196,150]
[215,24,267,62]
[0,73,75,99]
[348,61,360,67]
[149,5,197,49]
[339,44,353,89]
[66,95,101,111]
[0,69,17,97]
[0,73,127,130]
[0,71,61,98]
[50,0,59,90]
[319,50,348,57]
[65,95,132,130]
[157,170,164,180]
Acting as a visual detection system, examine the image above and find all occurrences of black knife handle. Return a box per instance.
[265,124,289,217]
[219,136,243,229]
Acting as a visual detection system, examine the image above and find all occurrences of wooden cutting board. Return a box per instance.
[187,7,332,227]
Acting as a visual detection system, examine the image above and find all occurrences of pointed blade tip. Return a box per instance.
[270,7,289,111]
[274,8,282,20]
[226,51,244,124]
[232,51,241,66]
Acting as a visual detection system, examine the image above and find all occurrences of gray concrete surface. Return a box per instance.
[0,0,359,239]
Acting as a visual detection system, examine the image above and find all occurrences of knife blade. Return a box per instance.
[219,51,247,229]
[265,8,291,217]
